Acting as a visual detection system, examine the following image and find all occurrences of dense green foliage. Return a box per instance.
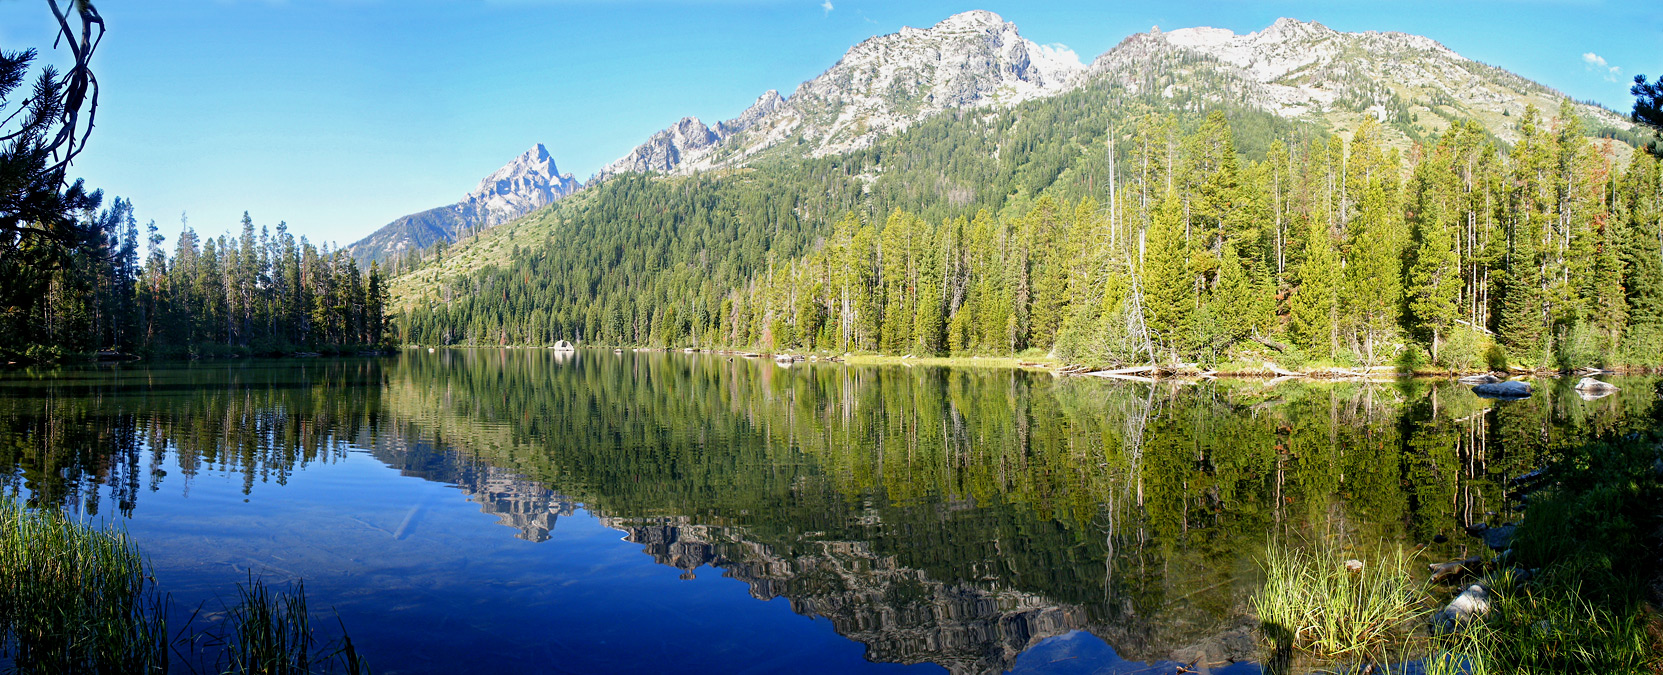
[399,97,1661,372]
[1,206,391,361]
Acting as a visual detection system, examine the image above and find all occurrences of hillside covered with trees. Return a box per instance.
[395,88,1659,372]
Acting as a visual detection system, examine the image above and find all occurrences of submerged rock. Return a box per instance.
[1170,625,1259,667]
[1574,377,1619,402]
[1458,373,1501,385]
[1472,380,1532,399]
[1482,524,1516,551]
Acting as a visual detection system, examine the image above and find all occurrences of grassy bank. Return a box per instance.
[0,499,368,674]
[1252,432,1663,673]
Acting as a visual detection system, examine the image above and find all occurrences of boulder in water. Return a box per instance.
[1574,377,1618,393]
[1472,380,1532,399]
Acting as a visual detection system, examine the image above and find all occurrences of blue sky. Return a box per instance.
[0,0,1656,247]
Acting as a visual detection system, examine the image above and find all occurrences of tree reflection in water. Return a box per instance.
[0,352,1652,673]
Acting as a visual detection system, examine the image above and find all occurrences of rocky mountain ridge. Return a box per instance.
[604,12,1633,179]
[354,11,1637,264]
[349,143,578,264]
[1085,17,1631,145]
[602,10,1084,179]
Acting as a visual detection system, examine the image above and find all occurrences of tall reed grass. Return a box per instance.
[0,498,168,673]
[210,577,368,675]
[0,498,368,674]
[1251,542,1428,665]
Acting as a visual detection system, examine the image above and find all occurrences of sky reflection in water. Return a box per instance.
[0,350,1652,673]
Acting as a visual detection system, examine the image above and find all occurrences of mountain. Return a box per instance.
[1086,18,1633,147]
[597,10,1084,179]
[593,91,786,182]
[349,143,579,264]
[591,13,1632,182]
[368,13,1636,268]
[388,12,1648,354]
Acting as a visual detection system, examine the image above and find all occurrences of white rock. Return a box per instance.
[1433,584,1491,631]
[1574,377,1618,393]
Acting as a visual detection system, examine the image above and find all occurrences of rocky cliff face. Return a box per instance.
[593,91,785,181]
[598,10,1083,179]
[349,144,578,264]
[460,143,580,227]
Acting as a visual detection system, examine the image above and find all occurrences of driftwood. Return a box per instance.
[1261,362,1301,377]
[1429,556,1484,583]
[1099,365,1159,375]
[1087,372,1157,383]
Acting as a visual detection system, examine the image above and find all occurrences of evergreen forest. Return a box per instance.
[0,205,392,361]
[398,96,1663,372]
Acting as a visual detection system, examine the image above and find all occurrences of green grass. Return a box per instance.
[0,498,368,674]
[1428,568,1659,674]
[210,577,369,675]
[0,498,168,673]
[1252,542,1429,666]
[1255,431,1663,674]
[1426,434,1663,674]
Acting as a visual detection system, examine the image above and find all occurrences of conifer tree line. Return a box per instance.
[730,101,1661,369]
[0,205,391,360]
[402,99,1663,371]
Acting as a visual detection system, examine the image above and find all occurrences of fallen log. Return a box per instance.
[1250,334,1291,353]
[1454,318,1495,335]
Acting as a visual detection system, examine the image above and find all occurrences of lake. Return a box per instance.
[0,350,1651,674]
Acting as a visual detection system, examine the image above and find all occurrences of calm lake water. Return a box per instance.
[0,350,1654,674]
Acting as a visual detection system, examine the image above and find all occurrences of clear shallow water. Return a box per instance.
[0,351,1653,674]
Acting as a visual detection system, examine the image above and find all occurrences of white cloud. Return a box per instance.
[1033,43,1083,70]
[821,0,833,14]
[1583,52,1623,83]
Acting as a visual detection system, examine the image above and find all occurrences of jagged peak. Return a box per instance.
[750,90,785,109]
[671,116,708,131]
[474,143,568,195]
[1263,17,1334,37]
[932,9,1008,31]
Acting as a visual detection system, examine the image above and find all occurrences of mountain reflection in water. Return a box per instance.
[0,351,1653,673]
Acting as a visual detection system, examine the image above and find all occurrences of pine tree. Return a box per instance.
[1143,194,1192,359]
[1407,156,1461,361]
[1290,218,1339,358]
